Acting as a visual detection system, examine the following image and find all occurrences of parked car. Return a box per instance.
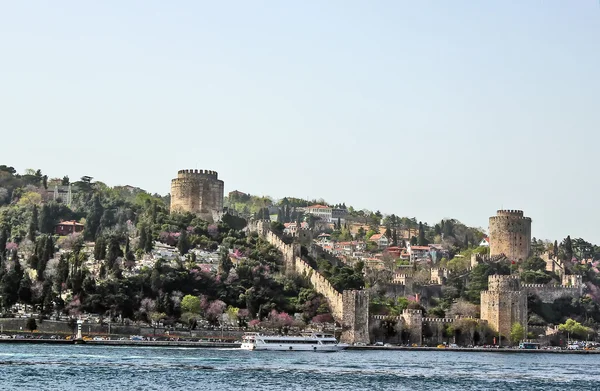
[0,334,12,339]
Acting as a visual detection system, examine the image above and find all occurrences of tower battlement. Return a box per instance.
[175,169,219,179]
[486,274,521,292]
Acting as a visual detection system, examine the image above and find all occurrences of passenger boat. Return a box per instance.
[240,332,348,352]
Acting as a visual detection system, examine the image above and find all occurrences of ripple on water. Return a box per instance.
[1,346,600,391]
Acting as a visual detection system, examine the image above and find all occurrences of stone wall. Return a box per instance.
[0,319,244,340]
[369,314,485,345]
[248,221,369,344]
[523,284,582,303]
[170,169,224,222]
[489,210,531,262]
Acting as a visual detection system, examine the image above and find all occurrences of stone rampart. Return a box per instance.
[523,285,582,303]
[247,221,369,344]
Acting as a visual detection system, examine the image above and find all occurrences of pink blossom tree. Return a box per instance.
[205,300,226,325]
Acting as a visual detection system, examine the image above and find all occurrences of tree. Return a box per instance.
[558,318,591,341]
[18,274,33,304]
[181,295,201,314]
[26,317,37,332]
[218,246,233,276]
[417,222,428,246]
[94,236,107,261]
[84,195,103,240]
[144,227,153,253]
[178,230,190,255]
[28,205,39,241]
[0,227,8,258]
[521,256,546,272]
[206,300,226,325]
[562,236,573,261]
[509,322,525,344]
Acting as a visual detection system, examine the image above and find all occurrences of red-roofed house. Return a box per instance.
[369,233,389,249]
[55,220,84,236]
[407,245,430,262]
[479,237,490,247]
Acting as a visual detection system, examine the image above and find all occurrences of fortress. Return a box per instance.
[170,169,224,222]
[489,210,532,262]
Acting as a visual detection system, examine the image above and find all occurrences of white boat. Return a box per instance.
[240,332,348,352]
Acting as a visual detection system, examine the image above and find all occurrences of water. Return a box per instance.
[0,345,599,390]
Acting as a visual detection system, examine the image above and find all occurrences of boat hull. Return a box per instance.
[241,342,348,352]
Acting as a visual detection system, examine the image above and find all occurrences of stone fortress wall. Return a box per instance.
[247,221,370,344]
[170,169,224,222]
[522,274,583,303]
[489,210,532,262]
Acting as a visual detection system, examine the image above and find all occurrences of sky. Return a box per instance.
[1,1,599,241]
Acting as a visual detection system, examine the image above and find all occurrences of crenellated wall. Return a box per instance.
[247,220,369,344]
[170,169,224,222]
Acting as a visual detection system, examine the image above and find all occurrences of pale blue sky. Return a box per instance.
[1,1,599,241]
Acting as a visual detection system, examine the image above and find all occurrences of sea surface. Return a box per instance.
[0,344,599,390]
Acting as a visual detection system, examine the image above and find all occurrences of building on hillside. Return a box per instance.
[407,245,430,263]
[369,233,389,249]
[55,220,84,236]
[46,184,74,206]
[305,204,347,223]
[283,222,308,235]
[428,244,449,263]
[316,233,332,244]
[385,246,402,258]
[479,237,490,247]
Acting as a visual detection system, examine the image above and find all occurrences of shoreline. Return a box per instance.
[1,339,598,353]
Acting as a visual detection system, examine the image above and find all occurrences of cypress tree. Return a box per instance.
[138,227,147,252]
[417,222,427,246]
[178,230,190,255]
[144,227,154,253]
[0,227,8,258]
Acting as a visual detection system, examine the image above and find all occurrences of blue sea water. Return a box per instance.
[0,345,598,390]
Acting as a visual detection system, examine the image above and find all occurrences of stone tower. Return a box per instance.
[170,169,224,222]
[489,210,532,262]
[480,275,527,340]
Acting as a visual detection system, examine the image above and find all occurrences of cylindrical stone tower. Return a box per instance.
[489,210,532,262]
[170,169,224,222]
